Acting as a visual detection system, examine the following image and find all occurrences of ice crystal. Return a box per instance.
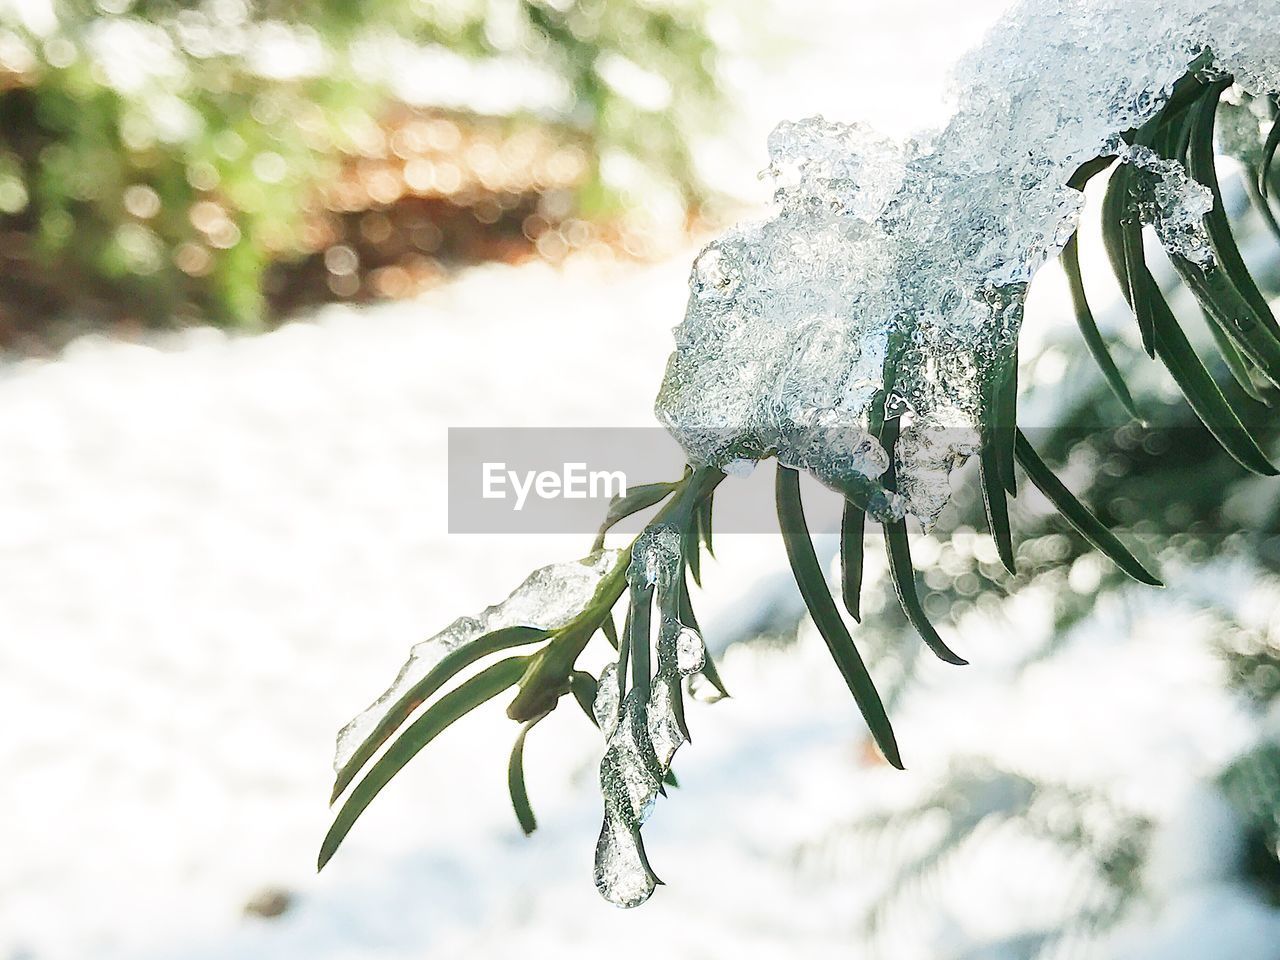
[333,550,620,772]
[655,0,1280,529]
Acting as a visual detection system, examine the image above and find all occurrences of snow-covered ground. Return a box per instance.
[5,1,1279,958]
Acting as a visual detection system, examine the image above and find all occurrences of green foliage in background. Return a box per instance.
[0,0,723,329]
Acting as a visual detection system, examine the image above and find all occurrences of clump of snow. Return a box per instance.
[334,550,620,773]
[656,0,1280,529]
[593,524,707,907]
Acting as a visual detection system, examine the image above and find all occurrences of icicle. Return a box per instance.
[591,523,699,907]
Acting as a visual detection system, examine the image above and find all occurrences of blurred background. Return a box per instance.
[3,1,1280,958]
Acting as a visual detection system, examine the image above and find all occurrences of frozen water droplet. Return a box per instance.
[594,813,656,908]
[675,627,706,676]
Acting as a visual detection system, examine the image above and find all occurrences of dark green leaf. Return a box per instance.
[1060,232,1142,419]
[694,651,730,701]
[1101,158,1159,357]
[1156,56,1211,128]
[1260,109,1280,199]
[629,581,654,707]
[508,716,543,836]
[1102,146,1279,472]
[677,565,699,632]
[1245,173,1280,246]
[625,579,665,785]
[883,519,969,666]
[996,356,1019,495]
[319,656,530,869]
[1066,154,1117,192]
[1169,261,1280,389]
[876,418,967,665]
[1013,431,1163,585]
[1120,180,1156,358]
[680,558,730,699]
[1138,263,1278,475]
[698,493,715,557]
[979,443,1016,575]
[601,610,619,648]
[775,464,903,769]
[840,500,865,622]
[592,482,677,551]
[569,670,599,726]
[617,605,632,700]
[669,672,691,743]
[1202,307,1269,403]
[683,520,702,587]
[331,625,550,803]
[1101,155,1133,292]
[1186,85,1280,352]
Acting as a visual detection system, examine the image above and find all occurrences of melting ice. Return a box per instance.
[655,0,1280,529]
[333,550,620,772]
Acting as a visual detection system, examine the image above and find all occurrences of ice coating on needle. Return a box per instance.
[655,0,1280,529]
[593,524,707,907]
[333,549,620,772]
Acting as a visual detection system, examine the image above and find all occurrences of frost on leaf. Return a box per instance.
[655,0,1280,530]
[333,550,620,772]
